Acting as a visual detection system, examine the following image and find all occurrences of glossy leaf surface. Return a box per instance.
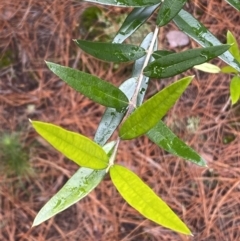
[119,76,193,140]
[113,5,159,44]
[147,121,207,166]
[110,165,192,235]
[46,61,128,111]
[173,10,240,72]
[230,76,240,105]
[156,0,187,26]
[85,0,160,7]
[225,0,240,11]
[32,121,108,169]
[32,142,114,227]
[94,77,137,146]
[74,39,146,62]
[227,30,240,61]
[144,45,229,78]
[194,63,221,73]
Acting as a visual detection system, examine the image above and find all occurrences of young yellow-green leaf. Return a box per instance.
[31,121,109,169]
[144,45,230,78]
[193,63,221,73]
[227,30,240,62]
[85,0,160,7]
[225,0,240,11]
[147,121,207,167]
[156,0,187,27]
[32,142,115,227]
[74,40,146,63]
[46,61,128,111]
[110,165,192,235]
[113,5,159,44]
[119,76,193,140]
[173,10,240,72]
[230,76,240,105]
[221,65,239,74]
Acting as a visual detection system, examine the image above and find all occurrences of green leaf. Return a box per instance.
[94,77,137,146]
[46,61,128,111]
[147,121,207,166]
[74,39,146,62]
[156,0,187,26]
[31,121,109,169]
[144,45,229,78]
[173,9,240,72]
[193,63,221,73]
[113,5,159,44]
[110,164,192,235]
[230,76,240,105]
[227,30,240,62]
[152,50,174,59]
[119,76,193,140]
[225,0,240,11]
[221,65,239,74]
[85,0,160,7]
[32,142,115,227]
[33,167,105,226]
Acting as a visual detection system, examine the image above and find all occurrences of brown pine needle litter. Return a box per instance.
[1,0,240,240]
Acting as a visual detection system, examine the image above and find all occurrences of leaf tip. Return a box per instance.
[29,118,32,123]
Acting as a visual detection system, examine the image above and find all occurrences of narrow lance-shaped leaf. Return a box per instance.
[119,76,193,140]
[144,45,230,78]
[94,77,137,146]
[74,40,146,63]
[147,121,207,167]
[46,61,128,111]
[152,50,174,59]
[110,165,192,235]
[32,141,115,227]
[113,4,159,44]
[221,65,239,74]
[31,121,109,169]
[230,76,240,105]
[173,9,240,72]
[227,30,240,62]
[85,0,160,7]
[193,63,221,73]
[225,0,240,11]
[156,0,187,27]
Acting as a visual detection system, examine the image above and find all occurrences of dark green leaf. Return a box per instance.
[110,164,192,235]
[173,9,240,72]
[119,76,193,140]
[230,76,240,105]
[156,0,187,26]
[147,121,207,166]
[94,78,137,146]
[144,45,230,78]
[85,0,160,7]
[31,121,109,169]
[113,5,159,43]
[46,61,128,111]
[225,0,240,11]
[74,39,146,62]
[152,50,174,59]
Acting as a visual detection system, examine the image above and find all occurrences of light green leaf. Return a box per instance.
[31,121,109,169]
[221,65,239,74]
[193,63,221,73]
[156,0,187,27]
[46,61,128,111]
[85,0,160,7]
[225,0,240,11]
[110,164,192,235]
[32,142,115,227]
[119,76,193,140]
[147,121,207,166]
[113,5,159,44]
[143,45,230,78]
[74,40,146,62]
[173,9,240,72]
[227,30,240,62]
[230,76,240,105]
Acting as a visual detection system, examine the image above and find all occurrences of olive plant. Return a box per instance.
[31,0,240,236]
